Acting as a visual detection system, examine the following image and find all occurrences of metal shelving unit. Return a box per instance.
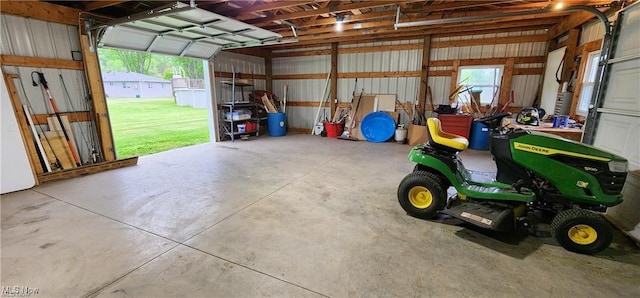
[219,69,260,141]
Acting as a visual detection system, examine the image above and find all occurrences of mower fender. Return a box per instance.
[408,145,463,187]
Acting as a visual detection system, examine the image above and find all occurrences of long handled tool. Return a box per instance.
[339,78,358,137]
[23,104,53,172]
[500,90,515,112]
[338,87,364,141]
[311,73,331,135]
[283,84,287,113]
[18,78,60,171]
[59,74,99,164]
[32,71,81,167]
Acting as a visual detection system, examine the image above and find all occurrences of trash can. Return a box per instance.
[469,121,491,150]
[267,112,286,137]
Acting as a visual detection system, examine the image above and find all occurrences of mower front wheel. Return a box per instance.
[550,209,613,255]
[398,171,446,219]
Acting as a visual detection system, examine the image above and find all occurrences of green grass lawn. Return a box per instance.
[107,97,209,159]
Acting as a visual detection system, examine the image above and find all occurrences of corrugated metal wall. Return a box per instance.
[273,30,547,129]
[213,51,265,104]
[579,13,617,46]
[1,14,96,163]
[580,20,605,45]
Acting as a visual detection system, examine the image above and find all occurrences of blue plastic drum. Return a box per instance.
[469,121,491,150]
[360,112,396,143]
[267,112,286,137]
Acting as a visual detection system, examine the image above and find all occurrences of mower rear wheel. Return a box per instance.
[550,209,612,255]
[398,171,446,219]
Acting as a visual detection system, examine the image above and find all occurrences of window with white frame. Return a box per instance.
[457,65,503,105]
[123,82,131,88]
[576,50,601,116]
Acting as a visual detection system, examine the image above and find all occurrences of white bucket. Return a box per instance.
[312,123,324,135]
[237,124,246,133]
[395,126,407,143]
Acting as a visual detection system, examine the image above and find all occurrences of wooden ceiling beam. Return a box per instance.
[277,10,568,38]
[264,0,570,31]
[402,1,517,13]
[0,1,81,26]
[270,19,555,48]
[546,6,616,39]
[269,24,550,51]
[267,10,397,30]
[223,1,316,18]
[245,0,423,25]
[83,1,127,11]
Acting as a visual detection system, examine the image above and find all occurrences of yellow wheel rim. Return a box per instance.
[568,224,598,245]
[408,186,433,209]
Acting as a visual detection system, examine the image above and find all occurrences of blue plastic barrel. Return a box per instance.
[469,121,491,150]
[267,112,286,137]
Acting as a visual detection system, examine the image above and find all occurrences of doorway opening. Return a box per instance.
[99,48,210,159]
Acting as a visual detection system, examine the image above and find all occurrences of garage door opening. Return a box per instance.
[99,48,210,159]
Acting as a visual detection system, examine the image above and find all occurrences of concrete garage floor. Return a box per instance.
[2,134,639,297]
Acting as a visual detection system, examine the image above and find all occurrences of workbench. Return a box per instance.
[504,118,584,142]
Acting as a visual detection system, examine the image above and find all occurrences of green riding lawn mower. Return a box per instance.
[397,113,629,254]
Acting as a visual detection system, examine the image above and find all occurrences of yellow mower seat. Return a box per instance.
[427,118,469,151]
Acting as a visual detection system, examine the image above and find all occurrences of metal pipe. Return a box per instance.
[395,6,400,30]
[394,7,552,29]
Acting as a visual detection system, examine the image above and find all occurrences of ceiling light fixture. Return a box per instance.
[335,16,344,32]
[555,2,564,10]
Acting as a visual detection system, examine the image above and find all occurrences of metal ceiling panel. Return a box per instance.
[96,2,285,59]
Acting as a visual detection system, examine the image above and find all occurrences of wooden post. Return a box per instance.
[80,34,116,161]
[265,53,273,92]
[449,60,460,104]
[418,35,431,112]
[499,58,515,107]
[569,51,587,118]
[330,42,338,117]
[3,73,43,180]
[561,29,580,89]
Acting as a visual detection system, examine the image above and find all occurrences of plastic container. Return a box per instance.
[360,112,395,143]
[243,122,256,132]
[324,122,344,138]
[267,112,286,137]
[237,124,246,133]
[225,109,251,121]
[469,121,491,150]
[552,115,570,128]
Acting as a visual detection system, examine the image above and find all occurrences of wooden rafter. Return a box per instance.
[245,0,424,25]
[270,19,555,48]
[224,1,315,16]
[278,10,568,38]
[83,1,126,11]
[280,17,558,42]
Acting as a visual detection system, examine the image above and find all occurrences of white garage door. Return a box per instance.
[596,2,640,241]
[593,2,640,171]
[95,2,284,59]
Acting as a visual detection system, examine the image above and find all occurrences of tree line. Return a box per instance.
[98,48,205,80]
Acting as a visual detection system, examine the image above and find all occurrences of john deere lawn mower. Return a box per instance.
[397,113,628,254]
